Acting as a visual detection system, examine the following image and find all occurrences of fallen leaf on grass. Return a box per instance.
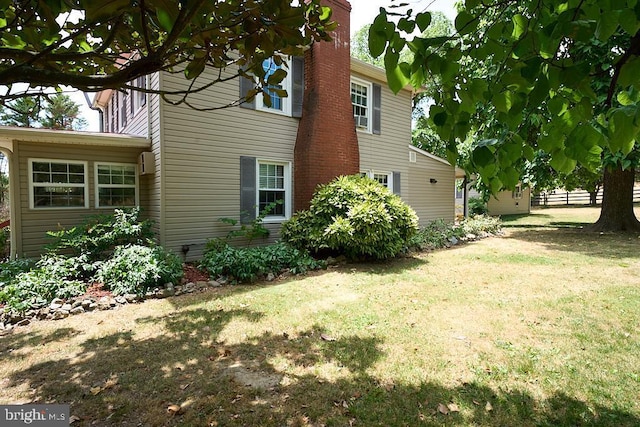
[69,415,81,424]
[437,403,449,415]
[90,387,102,396]
[448,403,460,413]
[167,404,182,415]
[103,375,119,389]
[485,401,493,412]
[333,400,349,409]
[320,334,336,342]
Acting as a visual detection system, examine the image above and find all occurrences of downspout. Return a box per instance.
[7,149,19,258]
[463,175,469,218]
[83,92,104,132]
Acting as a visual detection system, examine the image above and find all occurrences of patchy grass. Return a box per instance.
[1,207,640,426]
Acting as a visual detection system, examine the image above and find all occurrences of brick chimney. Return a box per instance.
[294,0,359,211]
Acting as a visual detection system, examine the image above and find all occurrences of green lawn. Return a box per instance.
[1,207,639,426]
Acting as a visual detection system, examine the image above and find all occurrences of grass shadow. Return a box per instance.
[4,305,638,426]
[504,227,640,260]
[0,327,82,360]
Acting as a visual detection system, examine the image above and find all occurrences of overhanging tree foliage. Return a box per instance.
[0,0,335,108]
[352,13,454,157]
[371,0,640,231]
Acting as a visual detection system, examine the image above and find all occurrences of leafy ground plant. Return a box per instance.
[1,207,638,426]
[45,207,154,261]
[411,215,502,250]
[0,209,178,312]
[200,240,324,283]
[96,245,183,296]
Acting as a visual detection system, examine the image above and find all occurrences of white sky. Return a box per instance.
[349,0,457,34]
[79,0,458,131]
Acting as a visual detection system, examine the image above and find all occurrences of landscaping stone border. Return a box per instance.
[0,280,222,334]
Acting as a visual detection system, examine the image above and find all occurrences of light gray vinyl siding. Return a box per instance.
[407,152,456,225]
[143,72,163,240]
[15,141,145,257]
[354,71,412,198]
[121,101,148,137]
[158,67,298,259]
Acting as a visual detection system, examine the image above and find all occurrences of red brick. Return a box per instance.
[294,0,359,211]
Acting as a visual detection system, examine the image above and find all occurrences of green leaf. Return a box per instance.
[595,10,621,41]
[608,107,639,154]
[397,18,415,33]
[617,90,638,106]
[156,8,174,33]
[492,91,511,114]
[184,55,206,80]
[550,149,577,174]
[383,47,409,94]
[320,6,332,21]
[523,145,535,161]
[455,11,477,36]
[548,97,567,116]
[618,56,640,89]
[267,68,287,85]
[472,146,494,168]
[512,14,527,39]
[416,12,432,33]
[85,0,130,22]
[619,9,640,35]
[368,12,389,58]
[500,167,521,189]
[528,77,550,107]
[469,79,488,102]
[432,108,448,127]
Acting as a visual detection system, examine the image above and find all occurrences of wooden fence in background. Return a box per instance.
[532,187,640,206]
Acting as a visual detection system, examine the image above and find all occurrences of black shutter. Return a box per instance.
[240,156,257,224]
[372,83,382,135]
[239,67,256,110]
[392,171,401,195]
[292,56,304,118]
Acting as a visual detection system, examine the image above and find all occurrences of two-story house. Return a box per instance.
[0,0,455,259]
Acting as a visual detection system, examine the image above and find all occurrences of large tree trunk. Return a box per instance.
[588,165,640,232]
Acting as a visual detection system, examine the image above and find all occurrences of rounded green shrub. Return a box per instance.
[281,175,419,260]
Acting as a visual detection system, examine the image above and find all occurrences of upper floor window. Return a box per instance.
[513,183,523,199]
[134,76,147,111]
[351,78,382,134]
[351,79,371,131]
[29,159,88,209]
[257,58,291,116]
[240,57,303,118]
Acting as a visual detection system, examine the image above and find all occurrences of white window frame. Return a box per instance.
[256,160,292,223]
[351,77,373,133]
[361,170,393,190]
[133,76,147,112]
[94,162,139,209]
[513,183,523,200]
[28,159,89,209]
[256,57,292,116]
[119,91,128,129]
